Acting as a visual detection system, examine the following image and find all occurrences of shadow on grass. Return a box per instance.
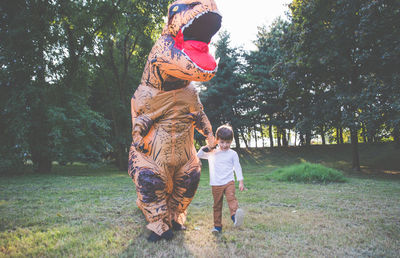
[119,227,200,257]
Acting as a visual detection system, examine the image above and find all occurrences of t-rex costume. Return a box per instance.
[128,0,221,239]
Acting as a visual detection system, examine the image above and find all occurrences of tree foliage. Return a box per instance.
[200,31,246,148]
[1,0,170,173]
[1,0,398,173]
[270,0,400,169]
[245,19,289,147]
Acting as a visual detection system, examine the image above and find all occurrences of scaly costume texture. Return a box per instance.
[128,0,222,236]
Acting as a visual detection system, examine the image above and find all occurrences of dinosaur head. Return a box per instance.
[162,0,222,72]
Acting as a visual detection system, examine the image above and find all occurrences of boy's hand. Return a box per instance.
[202,145,216,153]
[239,180,244,191]
[201,146,210,152]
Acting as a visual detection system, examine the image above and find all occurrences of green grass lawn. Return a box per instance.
[1,144,399,257]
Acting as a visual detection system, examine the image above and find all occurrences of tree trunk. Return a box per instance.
[282,129,288,146]
[269,125,274,148]
[350,128,361,171]
[32,155,52,173]
[29,108,52,173]
[29,89,52,173]
[339,127,344,144]
[254,125,258,148]
[319,127,325,145]
[368,135,374,143]
[277,128,281,147]
[233,127,241,149]
[260,125,265,148]
[337,127,344,144]
[362,124,367,143]
[110,107,128,171]
[305,132,311,146]
[299,134,305,146]
[29,8,52,173]
[239,128,249,148]
[116,144,128,171]
[336,127,340,144]
[393,127,400,149]
[394,134,400,148]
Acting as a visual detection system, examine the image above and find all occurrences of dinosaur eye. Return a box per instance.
[169,3,201,21]
[169,5,180,20]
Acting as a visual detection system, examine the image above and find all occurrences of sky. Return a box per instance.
[213,0,292,51]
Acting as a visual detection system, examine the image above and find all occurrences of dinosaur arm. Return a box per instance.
[130,86,160,151]
[131,98,147,149]
[133,115,153,138]
[193,110,215,148]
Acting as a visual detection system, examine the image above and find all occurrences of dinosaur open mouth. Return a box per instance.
[174,12,222,71]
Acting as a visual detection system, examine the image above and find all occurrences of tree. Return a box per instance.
[1,0,172,173]
[277,0,367,169]
[90,0,170,170]
[357,0,400,148]
[1,0,59,173]
[1,0,35,172]
[200,31,246,148]
[245,19,290,148]
[1,0,118,172]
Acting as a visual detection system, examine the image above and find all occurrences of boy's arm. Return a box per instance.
[233,151,244,191]
[190,89,216,149]
[197,146,210,159]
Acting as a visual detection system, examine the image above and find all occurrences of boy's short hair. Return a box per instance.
[216,124,234,141]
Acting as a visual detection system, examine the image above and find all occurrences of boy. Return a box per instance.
[197,124,245,233]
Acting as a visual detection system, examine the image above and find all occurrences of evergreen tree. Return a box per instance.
[200,31,246,148]
[246,18,289,147]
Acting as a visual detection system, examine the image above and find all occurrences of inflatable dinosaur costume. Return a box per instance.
[128,0,221,240]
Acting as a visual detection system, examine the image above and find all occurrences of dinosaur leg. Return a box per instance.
[128,144,171,236]
[168,155,201,226]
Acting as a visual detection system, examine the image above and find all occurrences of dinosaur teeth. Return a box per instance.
[182,19,193,33]
[181,50,218,74]
[182,11,215,33]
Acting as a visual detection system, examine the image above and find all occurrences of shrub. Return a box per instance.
[267,162,347,183]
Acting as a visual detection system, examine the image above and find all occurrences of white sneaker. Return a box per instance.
[234,208,244,227]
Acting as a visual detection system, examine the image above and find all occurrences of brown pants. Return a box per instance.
[211,181,238,227]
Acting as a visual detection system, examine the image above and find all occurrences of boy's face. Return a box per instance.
[217,139,232,151]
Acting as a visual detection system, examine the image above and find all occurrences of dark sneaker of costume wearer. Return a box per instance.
[147,229,174,242]
[232,208,244,227]
[172,220,186,231]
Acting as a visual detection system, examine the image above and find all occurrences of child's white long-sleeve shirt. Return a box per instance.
[197,147,243,186]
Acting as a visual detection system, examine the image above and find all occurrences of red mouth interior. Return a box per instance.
[174,30,217,71]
